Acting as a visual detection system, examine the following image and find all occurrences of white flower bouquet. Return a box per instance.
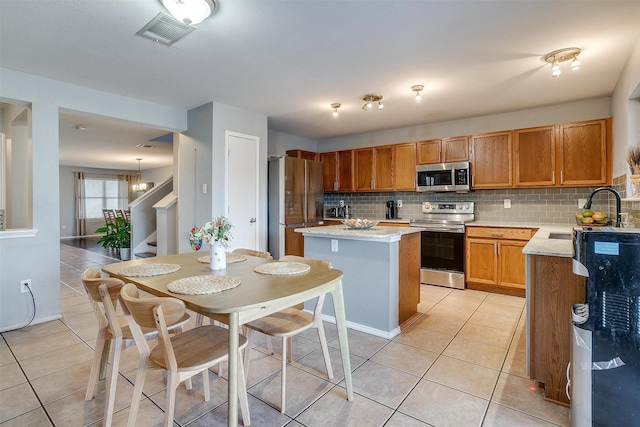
[191,216,233,249]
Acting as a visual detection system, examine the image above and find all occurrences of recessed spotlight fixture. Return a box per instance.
[411,85,424,102]
[362,94,383,111]
[75,124,86,131]
[331,103,341,117]
[543,47,581,78]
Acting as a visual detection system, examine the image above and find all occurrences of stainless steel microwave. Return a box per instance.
[416,161,471,192]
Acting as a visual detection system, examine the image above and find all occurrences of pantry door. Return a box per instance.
[226,131,259,250]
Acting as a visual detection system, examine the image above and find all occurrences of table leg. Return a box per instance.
[331,279,353,400]
[228,312,239,427]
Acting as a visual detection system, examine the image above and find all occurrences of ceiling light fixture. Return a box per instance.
[362,94,383,111]
[160,0,215,25]
[411,85,424,102]
[331,103,341,117]
[75,124,86,131]
[132,158,148,193]
[543,47,581,78]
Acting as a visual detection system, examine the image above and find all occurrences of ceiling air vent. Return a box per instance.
[136,13,195,46]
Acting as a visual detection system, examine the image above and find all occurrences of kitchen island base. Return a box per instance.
[299,226,420,338]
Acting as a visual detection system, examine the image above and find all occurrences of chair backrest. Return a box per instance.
[120,283,186,330]
[233,248,273,259]
[102,209,117,225]
[279,255,332,269]
[278,256,332,312]
[81,268,125,303]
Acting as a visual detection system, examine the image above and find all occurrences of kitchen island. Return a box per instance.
[523,226,585,405]
[296,225,421,338]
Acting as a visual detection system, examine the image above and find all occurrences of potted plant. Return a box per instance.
[96,217,131,260]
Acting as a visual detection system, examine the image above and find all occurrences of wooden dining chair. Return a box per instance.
[242,255,334,413]
[120,283,251,427]
[81,268,190,427]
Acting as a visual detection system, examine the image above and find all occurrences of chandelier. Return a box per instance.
[132,159,148,193]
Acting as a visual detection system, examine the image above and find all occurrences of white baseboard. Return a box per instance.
[319,313,401,339]
[1,313,63,333]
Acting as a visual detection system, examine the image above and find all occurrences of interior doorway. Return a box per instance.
[225,131,259,251]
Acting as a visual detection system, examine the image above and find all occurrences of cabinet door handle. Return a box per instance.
[552,170,555,184]
[497,242,500,256]
[334,182,338,191]
[371,179,375,189]
[490,232,504,237]
[560,170,564,183]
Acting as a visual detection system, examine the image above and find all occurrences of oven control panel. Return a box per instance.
[421,201,474,214]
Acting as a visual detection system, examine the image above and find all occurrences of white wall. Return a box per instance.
[611,36,640,178]
[268,129,317,156]
[318,97,611,151]
[0,68,187,331]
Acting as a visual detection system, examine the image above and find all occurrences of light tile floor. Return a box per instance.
[0,243,570,426]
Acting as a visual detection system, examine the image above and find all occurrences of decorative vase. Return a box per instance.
[210,241,226,270]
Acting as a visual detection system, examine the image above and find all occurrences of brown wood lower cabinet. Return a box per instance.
[466,227,536,297]
[528,255,586,405]
[398,232,420,325]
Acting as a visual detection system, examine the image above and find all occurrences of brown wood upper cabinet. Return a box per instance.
[514,126,556,187]
[557,119,609,186]
[355,145,394,191]
[393,142,417,190]
[470,131,513,188]
[417,136,468,164]
[320,150,354,193]
[514,119,610,188]
[286,149,318,161]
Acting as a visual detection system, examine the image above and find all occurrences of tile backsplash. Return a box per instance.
[325,184,639,225]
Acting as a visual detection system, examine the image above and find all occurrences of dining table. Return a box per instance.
[102,251,353,426]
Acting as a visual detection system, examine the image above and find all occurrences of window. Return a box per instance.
[83,176,129,219]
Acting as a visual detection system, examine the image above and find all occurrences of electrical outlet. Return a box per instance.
[578,198,587,208]
[339,200,344,207]
[331,239,338,252]
[20,279,31,294]
[504,199,511,209]
[396,200,403,208]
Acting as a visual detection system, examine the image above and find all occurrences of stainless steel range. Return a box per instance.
[409,202,475,289]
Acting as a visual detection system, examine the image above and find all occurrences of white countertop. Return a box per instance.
[522,225,577,257]
[295,225,421,243]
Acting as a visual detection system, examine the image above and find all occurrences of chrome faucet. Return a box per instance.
[583,187,621,227]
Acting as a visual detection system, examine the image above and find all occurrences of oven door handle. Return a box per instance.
[420,227,465,233]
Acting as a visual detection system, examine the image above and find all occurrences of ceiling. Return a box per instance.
[2,1,640,170]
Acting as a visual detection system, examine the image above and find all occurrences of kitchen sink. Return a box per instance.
[548,232,572,240]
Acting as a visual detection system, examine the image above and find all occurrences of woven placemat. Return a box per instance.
[254,262,310,276]
[167,275,241,295]
[119,263,181,277]
[197,252,248,264]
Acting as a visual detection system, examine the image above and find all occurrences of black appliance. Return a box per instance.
[385,200,397,219]
[571,228,640,427]
[409,202,474,289]
[416,161,471,192]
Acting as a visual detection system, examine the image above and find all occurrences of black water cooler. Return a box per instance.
[571,228,640,427]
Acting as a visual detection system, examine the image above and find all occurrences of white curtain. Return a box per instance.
[74,171,87,235]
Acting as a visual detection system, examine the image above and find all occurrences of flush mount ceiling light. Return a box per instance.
[132,158,148,193]
[411,85,424,103]
[160,0,215,25]
[75,124,86,131]
[362,94,384,111]
[331,103,341,117]
[543,47,581,78]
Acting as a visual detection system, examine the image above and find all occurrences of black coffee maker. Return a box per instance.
[385,200,397,219]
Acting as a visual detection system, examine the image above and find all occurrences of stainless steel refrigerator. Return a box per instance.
[268,155,324,259]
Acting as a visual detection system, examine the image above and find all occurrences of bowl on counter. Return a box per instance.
[575,210,609,226]
[341,219,379,230]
